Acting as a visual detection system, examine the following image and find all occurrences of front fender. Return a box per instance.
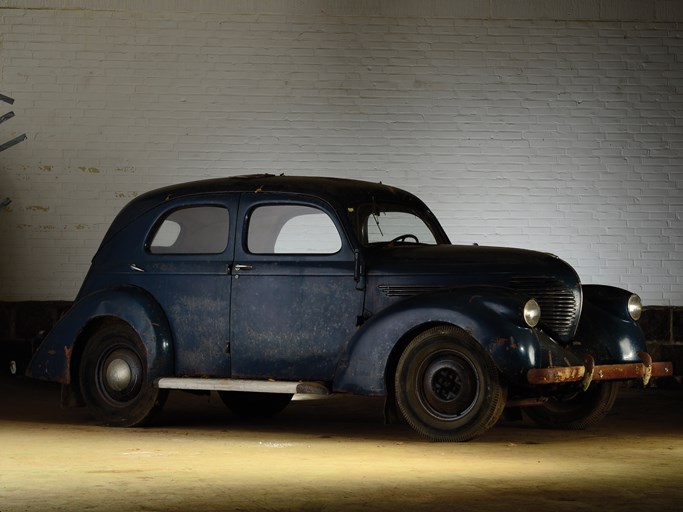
[26,286,174,385]
[574,285,647,363]
[333,287,575,395]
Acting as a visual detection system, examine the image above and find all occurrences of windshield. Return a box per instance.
[356,203,443,246]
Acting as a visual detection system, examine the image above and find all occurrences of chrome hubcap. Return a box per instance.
[98,347,143,405]
[105,358,133,392]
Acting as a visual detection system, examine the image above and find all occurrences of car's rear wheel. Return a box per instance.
[395,325,507,442]
[79,322,168,427]
[219,391,293,418]
[523,381,618,429]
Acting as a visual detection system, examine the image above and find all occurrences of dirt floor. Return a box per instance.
[1,375,682,512]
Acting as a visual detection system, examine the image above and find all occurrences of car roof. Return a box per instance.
[140,174,412,202]
[100,174,430,247]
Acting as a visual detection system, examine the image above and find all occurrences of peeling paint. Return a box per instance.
[78,166,100,174]
[39,165,53,172]
[115,191,139,199]
[26,205,50,212]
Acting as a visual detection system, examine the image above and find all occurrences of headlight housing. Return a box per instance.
[523,299,541,328]
[627,294,642,321]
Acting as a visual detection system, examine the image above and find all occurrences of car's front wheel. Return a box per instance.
[395,325,507,442]
[522,381,618,429]
[79,322,168,427]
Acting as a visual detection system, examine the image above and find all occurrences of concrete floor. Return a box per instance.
[1,375,682,512]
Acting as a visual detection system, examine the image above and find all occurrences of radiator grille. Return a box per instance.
[377,277,581,341]
[508,277,581,340]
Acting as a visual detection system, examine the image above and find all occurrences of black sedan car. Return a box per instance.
[27,175,672,441]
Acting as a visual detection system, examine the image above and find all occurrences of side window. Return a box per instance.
[149,206,230,254]
[247,204,342,254]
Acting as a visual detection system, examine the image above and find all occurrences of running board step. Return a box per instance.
[157,377,330,395]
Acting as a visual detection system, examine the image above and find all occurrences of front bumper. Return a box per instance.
[527,352,673,389]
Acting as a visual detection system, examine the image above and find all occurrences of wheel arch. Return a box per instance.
[27,286,175,392]
[333,287,541,395]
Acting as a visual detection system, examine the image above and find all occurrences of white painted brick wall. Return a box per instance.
[0,1,681,305]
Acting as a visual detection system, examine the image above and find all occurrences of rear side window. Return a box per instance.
[149,206,229,254]
[247,204,342,254]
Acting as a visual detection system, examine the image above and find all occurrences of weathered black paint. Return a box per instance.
[25,174,658,405]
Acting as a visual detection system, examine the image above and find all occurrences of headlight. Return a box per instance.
[627,294,642,321]
[523,299,541,328]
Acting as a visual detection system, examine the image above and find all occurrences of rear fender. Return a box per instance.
[26,286,174,385]
[333,287,573,395]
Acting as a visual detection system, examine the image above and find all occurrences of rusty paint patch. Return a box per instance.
[26,205,50,212]
[78,166,100,174]
[491,337,518,350]
[39,165,53,172]
[64,345,73,378]
[528,365,585,384]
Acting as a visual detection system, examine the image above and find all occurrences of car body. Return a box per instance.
[27,174,672,441]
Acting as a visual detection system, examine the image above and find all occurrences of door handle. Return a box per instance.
[233,264,253,271]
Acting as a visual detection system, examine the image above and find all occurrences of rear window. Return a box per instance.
[149,206,229,254]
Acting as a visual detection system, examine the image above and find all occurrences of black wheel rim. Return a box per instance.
[416,350,480,421]
[95,345,144,407]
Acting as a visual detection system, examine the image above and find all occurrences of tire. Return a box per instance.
[523,381,618,429]
[79,323,168,427]
[219,391,293,418]
[395,326,507,442]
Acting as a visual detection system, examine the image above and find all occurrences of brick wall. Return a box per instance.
[0,1,682,306]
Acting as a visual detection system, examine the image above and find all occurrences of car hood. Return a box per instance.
[364,244,582,341]
[366,244,576,279]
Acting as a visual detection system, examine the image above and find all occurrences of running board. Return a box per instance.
[157,377,330,396]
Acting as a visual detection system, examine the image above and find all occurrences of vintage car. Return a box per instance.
[27,174,672,441]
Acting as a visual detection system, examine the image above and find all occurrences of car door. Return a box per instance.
[129,196,237,377]
[230,193,364,381]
